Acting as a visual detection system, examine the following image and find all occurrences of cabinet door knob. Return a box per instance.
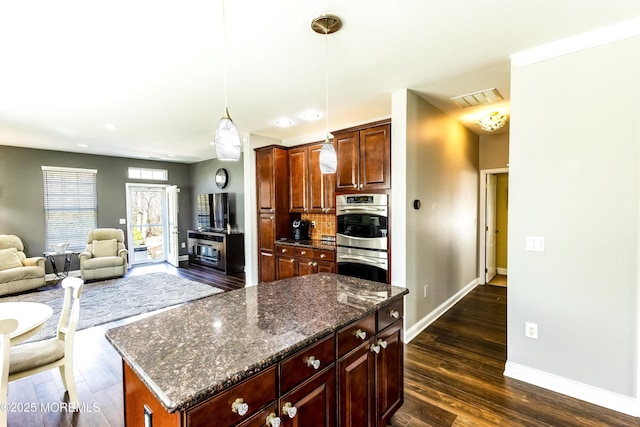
[281,249,287,253]
[266,413,281,427]
[353,184,357,188]
[370,343,381,354]
[290,258,295,263]
[313,262,317,266]
[308,261,313,265]
[320,254,326,259]
[355,329,367,340]
[282,402,297,419]
[377,339,388,349]
[300,250,306,255]
[231,398,249,416]
[389,309,400,319]
[305,356,321,370]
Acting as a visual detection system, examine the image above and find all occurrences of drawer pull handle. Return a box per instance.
[370,343,381,354]
[231,398,249,416]
[282,402,297,419]
[320,254,326,258]
[305,356,321,370]
[266,413,282,426]
[389,309,400,319]
[377,339,388,349]
[355,329,367,340]
[281,248,287,253]
[313,262,317,266]
[301,250,306,255]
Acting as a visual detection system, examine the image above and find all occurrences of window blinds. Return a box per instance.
[42,166,97,250]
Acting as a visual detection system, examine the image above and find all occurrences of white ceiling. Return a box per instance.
[1,1,639,163]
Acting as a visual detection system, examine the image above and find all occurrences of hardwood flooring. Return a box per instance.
[5,269,639,426]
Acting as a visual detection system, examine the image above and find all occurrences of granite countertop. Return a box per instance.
[105,273,407,413]
[275,238,336,251]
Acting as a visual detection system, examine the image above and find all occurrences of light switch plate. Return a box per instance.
[526,236,545,251]
[119,218,126,224]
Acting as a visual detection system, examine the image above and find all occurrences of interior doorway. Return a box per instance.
[479,168,509,286]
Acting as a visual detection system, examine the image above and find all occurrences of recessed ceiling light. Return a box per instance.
[301,111,321,121]
[275,119,293,127]
[103,123,119,131]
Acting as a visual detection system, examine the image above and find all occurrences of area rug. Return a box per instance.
[0,272,223,343]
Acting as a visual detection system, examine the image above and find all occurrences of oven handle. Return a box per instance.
[337,207,387,214]
[338,254,387,267]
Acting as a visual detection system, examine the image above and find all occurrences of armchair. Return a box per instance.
[0,235,45,296]
[79,228,128,281]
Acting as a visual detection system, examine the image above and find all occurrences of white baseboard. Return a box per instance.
[504,361,639,417]
[497,267,508,275]
[405,278,478,343]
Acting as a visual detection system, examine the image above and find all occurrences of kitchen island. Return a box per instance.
[106,273,408,427]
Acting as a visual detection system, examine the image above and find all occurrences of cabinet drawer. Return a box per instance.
[314,249,335,262]
[275,244,293,256]
[280,334,335,394]
[337,314,375,359]
[377,299,404,333]
[294,247,314,258]
[186,366,277,427]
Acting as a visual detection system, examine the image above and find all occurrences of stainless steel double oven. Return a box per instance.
[336,193,389,283]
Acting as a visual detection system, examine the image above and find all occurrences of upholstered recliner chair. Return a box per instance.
[79,228,128,281]
[0,235,46,296]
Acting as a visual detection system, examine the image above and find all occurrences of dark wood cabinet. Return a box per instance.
[275,244,335,279]
[376,322,403,426]
[289,143,335,214]
[280,366,336,427]
[338,339,376,427]
[187,230,244,274]
[334,121,391,193]
[256,146,291,282]
[309,143,336,213]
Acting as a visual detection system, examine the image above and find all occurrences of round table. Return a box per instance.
[0,302,53,345]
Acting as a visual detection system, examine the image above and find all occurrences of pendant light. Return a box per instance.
[214,0,241,161]
[312,14,342,174]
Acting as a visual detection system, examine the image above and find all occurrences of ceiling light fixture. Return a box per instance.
[478,111,509,132]
[312,14,342,174]
[274,119,293,127]
[213,0,241,161]
[301,111,321,121]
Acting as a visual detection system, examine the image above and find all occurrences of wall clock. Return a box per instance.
[215,168,228,189]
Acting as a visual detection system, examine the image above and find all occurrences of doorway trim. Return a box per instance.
[479,167,509,284]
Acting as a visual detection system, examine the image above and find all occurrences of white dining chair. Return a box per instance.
[3,277,84,418]
[0,318,19,427]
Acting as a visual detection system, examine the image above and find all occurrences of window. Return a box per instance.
[128,167,168,181]
[42,166,98,250]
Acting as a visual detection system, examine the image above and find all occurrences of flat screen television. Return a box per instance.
[196,192,230,232]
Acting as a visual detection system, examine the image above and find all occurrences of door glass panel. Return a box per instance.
[130,188,165,264]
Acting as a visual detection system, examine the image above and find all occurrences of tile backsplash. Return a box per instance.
[301,212,336,240]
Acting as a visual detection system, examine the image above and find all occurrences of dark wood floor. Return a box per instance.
[5,268,639,426]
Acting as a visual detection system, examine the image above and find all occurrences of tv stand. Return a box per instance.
[187,230,244,274]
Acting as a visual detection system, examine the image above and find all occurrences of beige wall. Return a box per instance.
[479,131,509,170]
[392,89,480,330]
[496,173,508,270]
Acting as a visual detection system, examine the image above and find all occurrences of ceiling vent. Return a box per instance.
[450,88,503,108]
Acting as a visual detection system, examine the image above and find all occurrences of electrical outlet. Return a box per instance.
[181,242,186,248]
[311,221,316,228]
[525,322,538,339]
[423,284,429,298]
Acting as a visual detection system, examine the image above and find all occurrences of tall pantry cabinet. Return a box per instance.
[256,146,291,283]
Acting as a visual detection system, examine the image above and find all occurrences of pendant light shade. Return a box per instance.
[213,0,241,161]
[319,138,337,174]
[312,14,341,174]
[215,108,241,161]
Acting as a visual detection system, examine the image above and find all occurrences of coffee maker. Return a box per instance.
[292,219,310,240]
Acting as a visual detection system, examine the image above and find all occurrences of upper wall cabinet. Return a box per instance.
[334,121,391,192]
[289,143,336,214]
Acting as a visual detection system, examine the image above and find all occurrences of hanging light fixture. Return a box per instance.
[214,0,241,161]
[312,14,342,174]
[478,111,509,132]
